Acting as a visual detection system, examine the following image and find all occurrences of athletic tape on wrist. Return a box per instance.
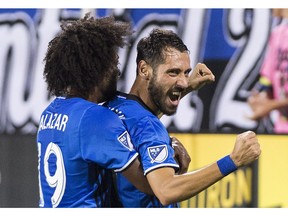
[217,155,238,176]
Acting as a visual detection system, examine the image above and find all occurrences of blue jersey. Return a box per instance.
[105,92,179,208]
[37,97,138,207]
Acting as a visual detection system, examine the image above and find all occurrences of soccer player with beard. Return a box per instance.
[105,28,261,207]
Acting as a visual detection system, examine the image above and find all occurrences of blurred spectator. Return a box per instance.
[247,9,288,134]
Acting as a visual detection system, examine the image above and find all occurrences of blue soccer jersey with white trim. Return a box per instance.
[105,92,179,208]
[37,97,138,207]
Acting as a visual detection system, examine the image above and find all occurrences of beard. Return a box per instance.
[148,75,178,116]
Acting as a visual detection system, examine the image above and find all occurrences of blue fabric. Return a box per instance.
[37,97,138,207]
[106,92,179,208]
[217,155,238,176]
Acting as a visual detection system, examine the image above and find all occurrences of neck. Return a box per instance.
[87,86,103,104]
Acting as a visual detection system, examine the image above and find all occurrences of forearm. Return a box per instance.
[247,92,288,120]
[121,158,154,195]
[147,131,260,206]
[271,98,288,110]
[181,63,215,99]
[181,86,193,99]
[147,162,224,206]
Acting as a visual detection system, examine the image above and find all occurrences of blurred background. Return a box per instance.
[0,8,287,208]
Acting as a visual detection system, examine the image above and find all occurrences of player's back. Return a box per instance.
[37,96,137,207]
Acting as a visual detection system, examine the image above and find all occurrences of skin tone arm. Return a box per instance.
[119,130,192,195]
[121,157,154,195]
[247,91,288,121]
[183,63,215,96]
[120,137,191,193]
[146,130,261,206]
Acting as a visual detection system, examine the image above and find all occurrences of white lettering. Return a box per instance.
[38,113,68,132]
[0,8,274,134]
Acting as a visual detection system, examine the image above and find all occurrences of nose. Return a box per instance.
[176,73,189,89]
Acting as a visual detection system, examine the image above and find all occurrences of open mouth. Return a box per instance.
[169,91,181,106]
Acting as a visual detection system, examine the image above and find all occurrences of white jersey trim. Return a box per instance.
[114,152,139,173]
[144,163,179,176]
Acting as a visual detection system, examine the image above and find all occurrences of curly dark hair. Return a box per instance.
[43,13,133,98]
[136,28,189,73]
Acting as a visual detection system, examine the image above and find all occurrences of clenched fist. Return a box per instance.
[230,131,261,167]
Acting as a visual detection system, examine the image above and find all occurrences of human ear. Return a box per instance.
[138,60,152,80]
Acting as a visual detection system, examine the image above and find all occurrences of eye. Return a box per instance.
[167,70,179,77]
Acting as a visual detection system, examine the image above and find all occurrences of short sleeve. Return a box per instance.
[79,106,138,172]
[131,116,179,175]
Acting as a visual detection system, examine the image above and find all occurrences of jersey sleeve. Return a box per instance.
[131,116,179,175]
[79,106,138,172]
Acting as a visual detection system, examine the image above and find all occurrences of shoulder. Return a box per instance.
[112,93,154,115]
[87,104,122,119]
[106,92,131,107]
[78,101,122,127]
[107,94,149,117]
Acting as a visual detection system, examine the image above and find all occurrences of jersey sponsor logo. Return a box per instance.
[118,131,134,151]
[148,145,168,163]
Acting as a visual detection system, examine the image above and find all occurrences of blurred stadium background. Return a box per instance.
[0,8,287,207]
